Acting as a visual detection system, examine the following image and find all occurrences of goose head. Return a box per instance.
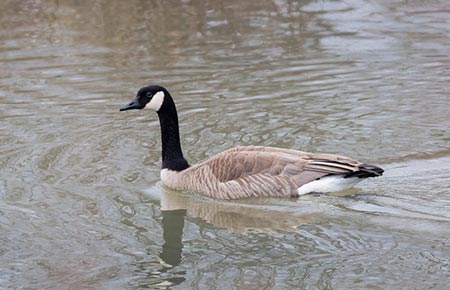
[120,85,168,112]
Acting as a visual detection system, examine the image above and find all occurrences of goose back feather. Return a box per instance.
[161,145,381,199]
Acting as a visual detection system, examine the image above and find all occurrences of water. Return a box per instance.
[1,0,450,289]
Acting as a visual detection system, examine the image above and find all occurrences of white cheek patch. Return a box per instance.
[147,91,165,111]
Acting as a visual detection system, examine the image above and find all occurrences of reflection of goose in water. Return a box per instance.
[158,186,325,233]
[146,208,186,288]
[140,184,328,287]
[141,187,321,288]
[160,209,185,268]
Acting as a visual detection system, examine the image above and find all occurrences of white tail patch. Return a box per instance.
[147,91,165,111]
[297,175,362,195]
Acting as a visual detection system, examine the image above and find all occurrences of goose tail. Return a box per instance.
[345,163,384,179]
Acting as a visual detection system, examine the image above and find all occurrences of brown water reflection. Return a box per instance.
[1,0,450,289]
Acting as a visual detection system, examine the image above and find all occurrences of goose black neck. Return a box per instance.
[157,95,190,171]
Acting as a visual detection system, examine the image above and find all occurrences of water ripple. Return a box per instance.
[1,0,450,289]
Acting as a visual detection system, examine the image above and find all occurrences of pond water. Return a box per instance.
[1,0,450,289]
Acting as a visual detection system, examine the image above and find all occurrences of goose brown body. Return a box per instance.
[120,85,383,200]
[161,145,377,199]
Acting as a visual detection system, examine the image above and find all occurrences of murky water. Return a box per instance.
[1,0,450,289]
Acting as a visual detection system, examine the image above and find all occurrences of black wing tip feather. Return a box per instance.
[345,163,384,178]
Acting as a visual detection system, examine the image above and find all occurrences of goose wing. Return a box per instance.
[194,146,362,199]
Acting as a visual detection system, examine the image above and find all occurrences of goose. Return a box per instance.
[120,85,383,200]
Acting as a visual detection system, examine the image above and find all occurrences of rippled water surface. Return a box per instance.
[1,0,450,289]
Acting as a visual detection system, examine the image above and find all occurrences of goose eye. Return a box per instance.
[146,92,153,98]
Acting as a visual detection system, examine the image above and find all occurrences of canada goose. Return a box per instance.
[120,85,383,200]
